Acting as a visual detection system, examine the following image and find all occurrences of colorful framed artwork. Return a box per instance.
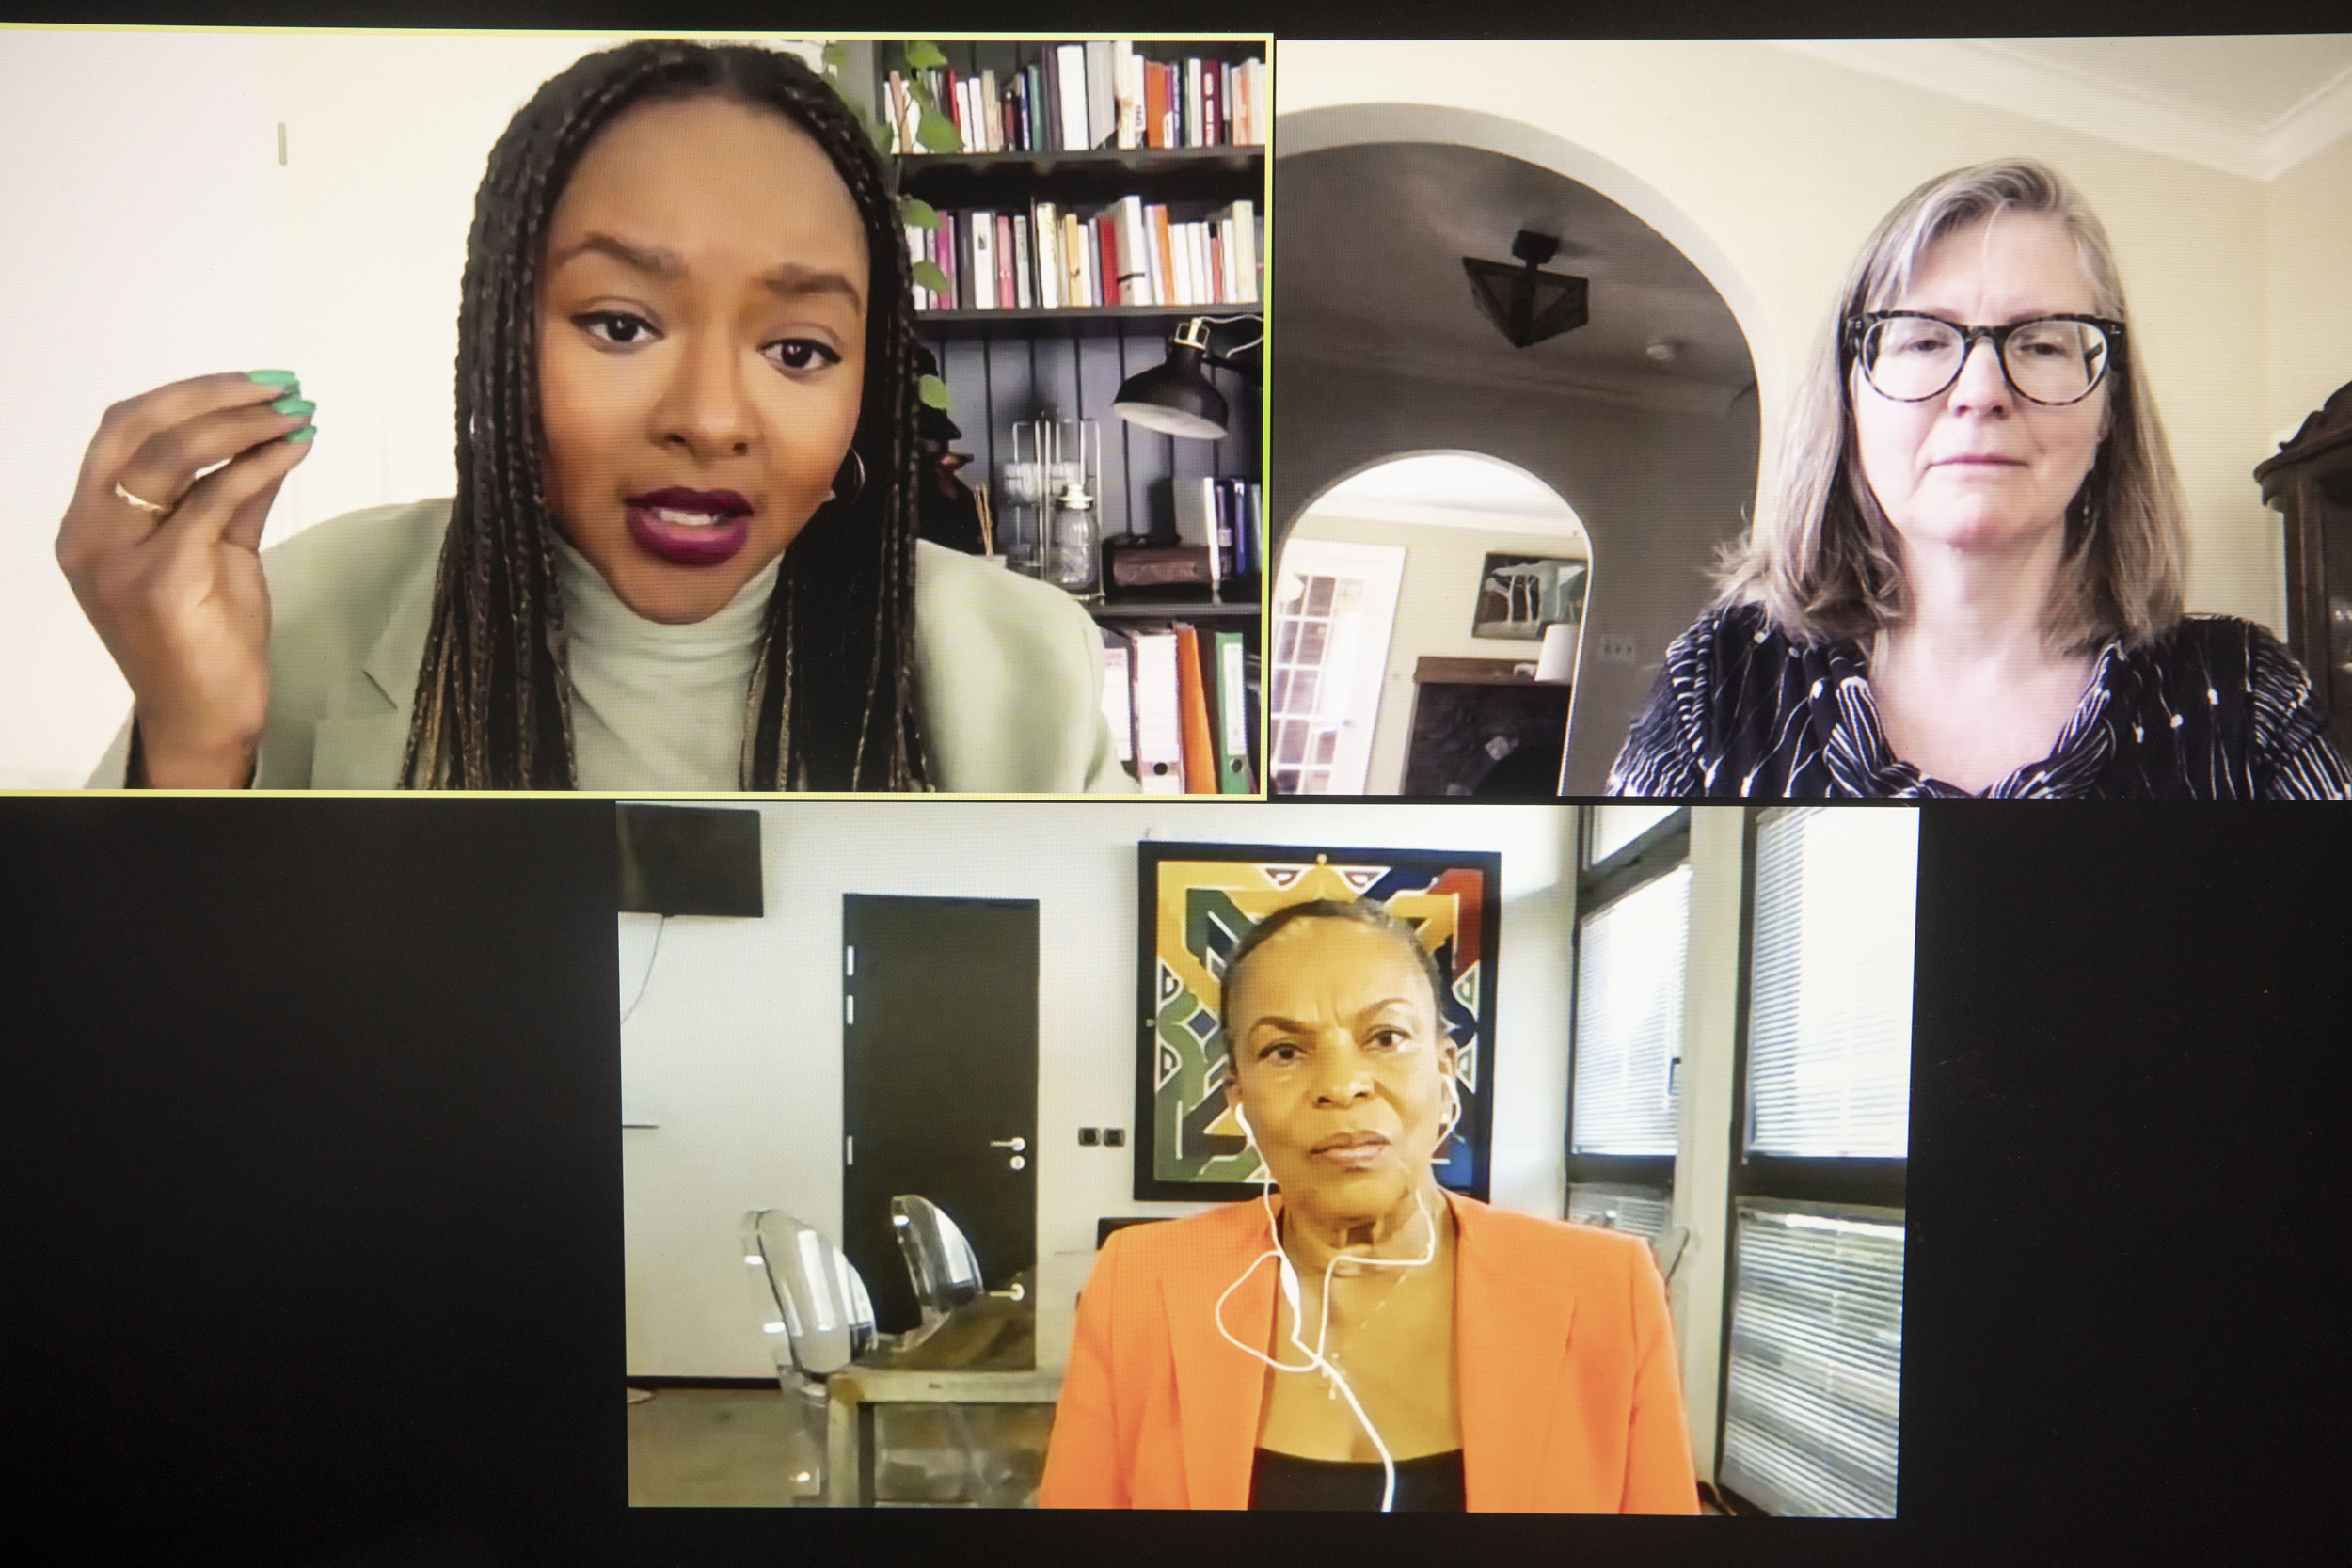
[1134,842,1502,1203]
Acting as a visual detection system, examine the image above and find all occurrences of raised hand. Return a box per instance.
[56,372,316,787]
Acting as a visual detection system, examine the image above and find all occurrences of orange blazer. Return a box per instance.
[1038,1192,1699,1512]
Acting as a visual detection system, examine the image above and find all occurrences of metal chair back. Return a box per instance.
[890,1194,987,1331]
[742,1209,878,1383]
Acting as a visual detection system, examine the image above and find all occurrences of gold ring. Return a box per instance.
[114,480,173,519]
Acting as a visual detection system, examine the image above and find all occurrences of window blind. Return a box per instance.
[1566,1184,1673,1240]
[1571,863,1691,1156]
[1746,807,1918,1158]
[1721,1203,1903,1518]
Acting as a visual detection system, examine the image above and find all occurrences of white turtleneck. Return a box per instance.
[553,534,780,792]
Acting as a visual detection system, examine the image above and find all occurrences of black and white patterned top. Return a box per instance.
[1606,602,2352,799]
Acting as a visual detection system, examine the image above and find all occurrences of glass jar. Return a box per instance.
[1045,481,1100,597]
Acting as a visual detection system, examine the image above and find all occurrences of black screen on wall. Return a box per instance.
[614,803,763,917]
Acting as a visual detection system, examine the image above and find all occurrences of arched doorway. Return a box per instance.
[1275,452,1591,795]
[1271,113,1761,792]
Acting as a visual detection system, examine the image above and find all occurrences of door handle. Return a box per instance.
[989,1282,1026,1302]
[989,1137,1026,1153]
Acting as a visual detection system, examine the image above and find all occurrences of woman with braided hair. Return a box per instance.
[59,40,1125,791]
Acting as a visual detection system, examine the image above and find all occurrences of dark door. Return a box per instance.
[842,895,1039,1336]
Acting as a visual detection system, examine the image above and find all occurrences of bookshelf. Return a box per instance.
[869,38,1268,792]
[1091,599,1261,622]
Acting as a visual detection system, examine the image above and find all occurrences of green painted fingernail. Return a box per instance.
[270,396,316,418]
[246,370,300,388]
[285,424,317,443]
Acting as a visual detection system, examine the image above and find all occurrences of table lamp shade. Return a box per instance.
[1535,621,1578,682]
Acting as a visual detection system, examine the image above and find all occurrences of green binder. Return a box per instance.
[1208,628,1254,794]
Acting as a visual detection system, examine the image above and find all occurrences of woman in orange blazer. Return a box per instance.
[1040,898,1698,1513]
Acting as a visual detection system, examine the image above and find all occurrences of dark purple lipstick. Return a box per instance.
[625,487,755,567]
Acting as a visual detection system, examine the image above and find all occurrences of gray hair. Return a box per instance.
[1718,158,2189,652]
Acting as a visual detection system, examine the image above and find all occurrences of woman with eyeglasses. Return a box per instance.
[1609,159,2349,799]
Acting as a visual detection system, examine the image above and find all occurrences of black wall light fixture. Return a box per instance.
[1463,230,1590,349]
[1113,314,1264,440]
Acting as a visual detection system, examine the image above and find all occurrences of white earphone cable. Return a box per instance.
[1211,1087,1460,1513]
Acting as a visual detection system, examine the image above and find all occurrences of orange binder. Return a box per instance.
[1174,626,1216,795]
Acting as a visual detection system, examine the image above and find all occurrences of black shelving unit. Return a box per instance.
[913,305,1237,341]
[898,147,1261,210]
[1090,599,1262,621]
[875,38,1267,790]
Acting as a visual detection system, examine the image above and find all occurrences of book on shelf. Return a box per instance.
[1103,619,1260,794]
[968,212,996,310]
[912,200,1257,312]
[1033,200,1061,309]
[1208,627,1255,793]
[1055,44,1089,153]
[1113,625,1185,794]
[1221,476,1263,579]
[1173,626,1217,795]
[1004,214,1028,309]
[889,48,1265,155]
[1098,633,1135,768]
[906,219,934,309]
[1175,476,1263,591]
[1086,40,1117,150]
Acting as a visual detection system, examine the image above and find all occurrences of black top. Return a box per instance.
[1248,1448,1468,1512]
[1607,602,2352,799]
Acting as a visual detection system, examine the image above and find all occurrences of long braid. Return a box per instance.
[755,55,928,790]
[402,39,929,790]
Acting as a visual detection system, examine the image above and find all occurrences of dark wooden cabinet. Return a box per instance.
[2254,380,2352,760]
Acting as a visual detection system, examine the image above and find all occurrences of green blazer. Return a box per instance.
[91,498,1133,793]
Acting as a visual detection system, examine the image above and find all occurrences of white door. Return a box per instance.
[1268,539,1406,794]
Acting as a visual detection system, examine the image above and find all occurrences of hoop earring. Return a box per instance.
[830,448,866,506]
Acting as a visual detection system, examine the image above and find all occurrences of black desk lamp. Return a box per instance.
[1113,315,1263,440]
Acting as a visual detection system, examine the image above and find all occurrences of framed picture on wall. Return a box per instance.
[1134,842,1502,1203]
[1471,552,1586,641]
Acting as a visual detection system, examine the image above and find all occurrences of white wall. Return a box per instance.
[1275,40,2352,683]
[621,800,1581,1378]
[2263,130,2352,445]
[2,31,282,789]
[1291,511,1588,794]
[0,30,819,788]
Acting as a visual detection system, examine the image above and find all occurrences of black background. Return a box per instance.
[8,1,2351,1560]
[6,799,2345,1564]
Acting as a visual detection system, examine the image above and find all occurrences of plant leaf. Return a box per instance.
[917,373,953,411]
[898,197,941,230]
[904,40,947,70]
[911,260,951,295]
[915,108,962,154]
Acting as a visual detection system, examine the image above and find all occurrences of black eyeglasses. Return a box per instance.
[1844,311,2126,406]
